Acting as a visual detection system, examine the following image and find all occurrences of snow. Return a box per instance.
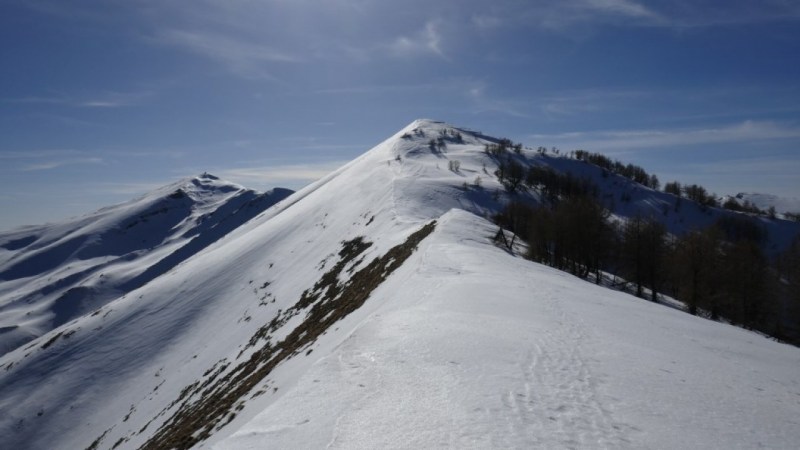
[727,192,800,216]
[216,210,800,450]
[0,176,292,355]
[0,119,798,450]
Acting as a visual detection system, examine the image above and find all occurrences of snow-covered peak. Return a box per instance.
[0,121,798,450]
[398,118,445,133]
[0,175,292,355]
[730,192,800,215]
[133,173,247,207]
[197,171,220,180]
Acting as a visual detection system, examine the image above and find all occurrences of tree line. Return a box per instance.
[488,146,800,345]
[574,150,660,189]
[574,150,797,220]
[496,195,799,344]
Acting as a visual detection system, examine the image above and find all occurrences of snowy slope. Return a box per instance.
[727,192,800,216]
[218,210,800,450]
[0,120,798,450]
[0,174,292,355]
[0,120,469,450]
[537,154,800,256]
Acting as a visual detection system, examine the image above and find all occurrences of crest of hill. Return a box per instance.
[0,120,798,450]
[359,119,800,255]
[0,174,292,355]
[726,192,800,216]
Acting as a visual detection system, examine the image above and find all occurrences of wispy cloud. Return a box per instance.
[104,149,188,159]
[465,82,532,119]
[313,79,490,107]
[79,101,127,108]
[3,90,152,108]
[90,181,172,196]
[471,14,504,30]
[314,77,529,118]
[218,160,348,187]
[689,156,800,176]
[502,0,666,30]
[0,149,105,172]
[0,148,186,172]
[528,120,800,151]
[2,96,66,105]
[466,0,799,31]
[581,0,662,21]
[10,0,115,22]
[652,1,800,27]
[314,82,444,95]
[0,149,83,159]
[155,29,302,80]
[389,21,447,59]
[19,157,104,171]
[659,156,800,197]
[539,89,650,116]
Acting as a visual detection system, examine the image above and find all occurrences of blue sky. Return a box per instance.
[1,0,799,230]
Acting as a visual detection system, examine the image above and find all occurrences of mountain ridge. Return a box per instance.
[728,192,800,216]
[0,175,293,355]
[0,119,798,449]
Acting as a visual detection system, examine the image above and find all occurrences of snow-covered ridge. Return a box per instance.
[724,192,800,216]
[0,120,798,450]
[0,174,292,355]
[218,209,800,450]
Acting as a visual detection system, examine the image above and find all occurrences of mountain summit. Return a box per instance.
[0,175,292,355]
[1,120,798,449]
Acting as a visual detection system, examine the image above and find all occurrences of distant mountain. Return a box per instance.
[0,174,292,355]
[0,120,798,450]
[726,192,800,216]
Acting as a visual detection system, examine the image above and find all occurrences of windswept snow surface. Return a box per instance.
[0,120,798,449]
[218,211,800,450]
[0,175,292,355]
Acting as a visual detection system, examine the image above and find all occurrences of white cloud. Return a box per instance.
[3,90,152,108]
[581,0,662,20]
[313,79,487,101]
[218,160,349,186]
[464,81,532,118]
[501,0,666,30]
[462,0,799,32]
[0,149,83,160]
[76,180,173,196]
[651,1,800,27]
[79,90,153,108]
[19,157,104,171]
[156,29,302,79]
[2,96,66,105]
[528,121,800,151]
[389,21,447,59]
[0,149,107,172]
[471,14,503,30]
[542,101,602,116]
[315,83,439,95]
[105,149,188,159]
[80,101,121,108]
[659,156,800,198]
[690,157,800,176]
[539,88,650,116]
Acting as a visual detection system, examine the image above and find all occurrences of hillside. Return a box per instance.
[0,175,292,355]
[725,192,800,217]
[0,120,798,449]
[218,210,800,450]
